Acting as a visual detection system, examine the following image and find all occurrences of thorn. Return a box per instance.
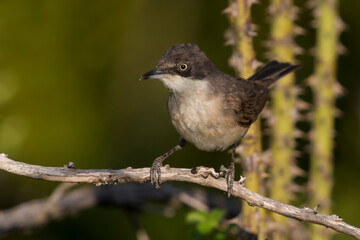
[334,108,343,118]
[336,17,347,33]
[238,176,246,186]
[219,165,227,173]
[291,165,307,177]
[260,107,272,118]
[224,37,235,47]
[228,53,242,73]
[267,5,275,15]
[313,204,319,214]
[293,129,305,139]
[307,0,316,8]
[235,144,244,155]
[222,6,232,16]
[251,23,258,32]
[252,60,263,70]
[337,43,347,55]
[224,27,235,46]
[333,81,346,96]
[296,99,311,111]
[248,30,257,37]
[306,74,317,87]
[222,2,237,18]
[293,46,304,55]
[294,26,306,35]
[249,0,259,6]
[260,172,269,180]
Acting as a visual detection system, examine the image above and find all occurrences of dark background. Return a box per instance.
[0,0,359,239]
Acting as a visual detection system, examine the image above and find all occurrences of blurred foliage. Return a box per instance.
[0,0,359,239]
[186,209,226,240]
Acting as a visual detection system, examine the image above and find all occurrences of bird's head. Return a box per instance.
[140,43,216,93]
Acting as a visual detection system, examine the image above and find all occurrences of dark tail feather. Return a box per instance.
[248,60,301,88]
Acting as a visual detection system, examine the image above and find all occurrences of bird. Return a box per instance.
[140,43,300,197]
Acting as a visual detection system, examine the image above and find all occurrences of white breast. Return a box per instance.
[162,76,248,151]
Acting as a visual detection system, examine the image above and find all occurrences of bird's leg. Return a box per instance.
[150,138,186,189]
[223,144,237,198]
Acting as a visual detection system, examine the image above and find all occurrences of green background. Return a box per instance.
[0,0,359,239]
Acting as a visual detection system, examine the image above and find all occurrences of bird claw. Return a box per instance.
[150,157,163,189]
[225,163,235,198]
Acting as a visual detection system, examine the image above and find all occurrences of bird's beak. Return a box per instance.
[140,68,167,80]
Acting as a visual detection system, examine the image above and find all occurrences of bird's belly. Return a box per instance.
[169,97,248,151]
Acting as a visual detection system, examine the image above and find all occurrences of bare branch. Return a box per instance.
[0,185,96,236]
[0,183,240,237]
[0,154,359,239]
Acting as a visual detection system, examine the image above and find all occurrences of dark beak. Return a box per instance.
[140,68,167,80]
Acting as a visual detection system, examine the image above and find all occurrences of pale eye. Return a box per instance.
[179,64,188,71]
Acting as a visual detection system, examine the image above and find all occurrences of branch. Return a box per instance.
[0,183,240,237]
[0,154,359,239]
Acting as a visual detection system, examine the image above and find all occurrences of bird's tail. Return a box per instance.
[248,60,301,88]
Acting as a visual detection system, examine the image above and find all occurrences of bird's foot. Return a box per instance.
[192,165,235,197]
[150,157,163,189]
[220,163,235,198]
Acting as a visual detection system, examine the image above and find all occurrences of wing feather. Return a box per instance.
[225,80,268,127]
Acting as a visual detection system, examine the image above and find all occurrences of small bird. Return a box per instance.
[140,43,300,196]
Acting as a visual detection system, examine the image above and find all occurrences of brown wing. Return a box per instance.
[225,80,268,127]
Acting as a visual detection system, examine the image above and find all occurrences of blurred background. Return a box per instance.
[0,0,359,239]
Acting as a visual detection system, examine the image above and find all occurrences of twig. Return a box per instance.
[0,154,359,239]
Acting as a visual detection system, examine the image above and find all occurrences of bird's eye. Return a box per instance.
[179,64,188,71]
